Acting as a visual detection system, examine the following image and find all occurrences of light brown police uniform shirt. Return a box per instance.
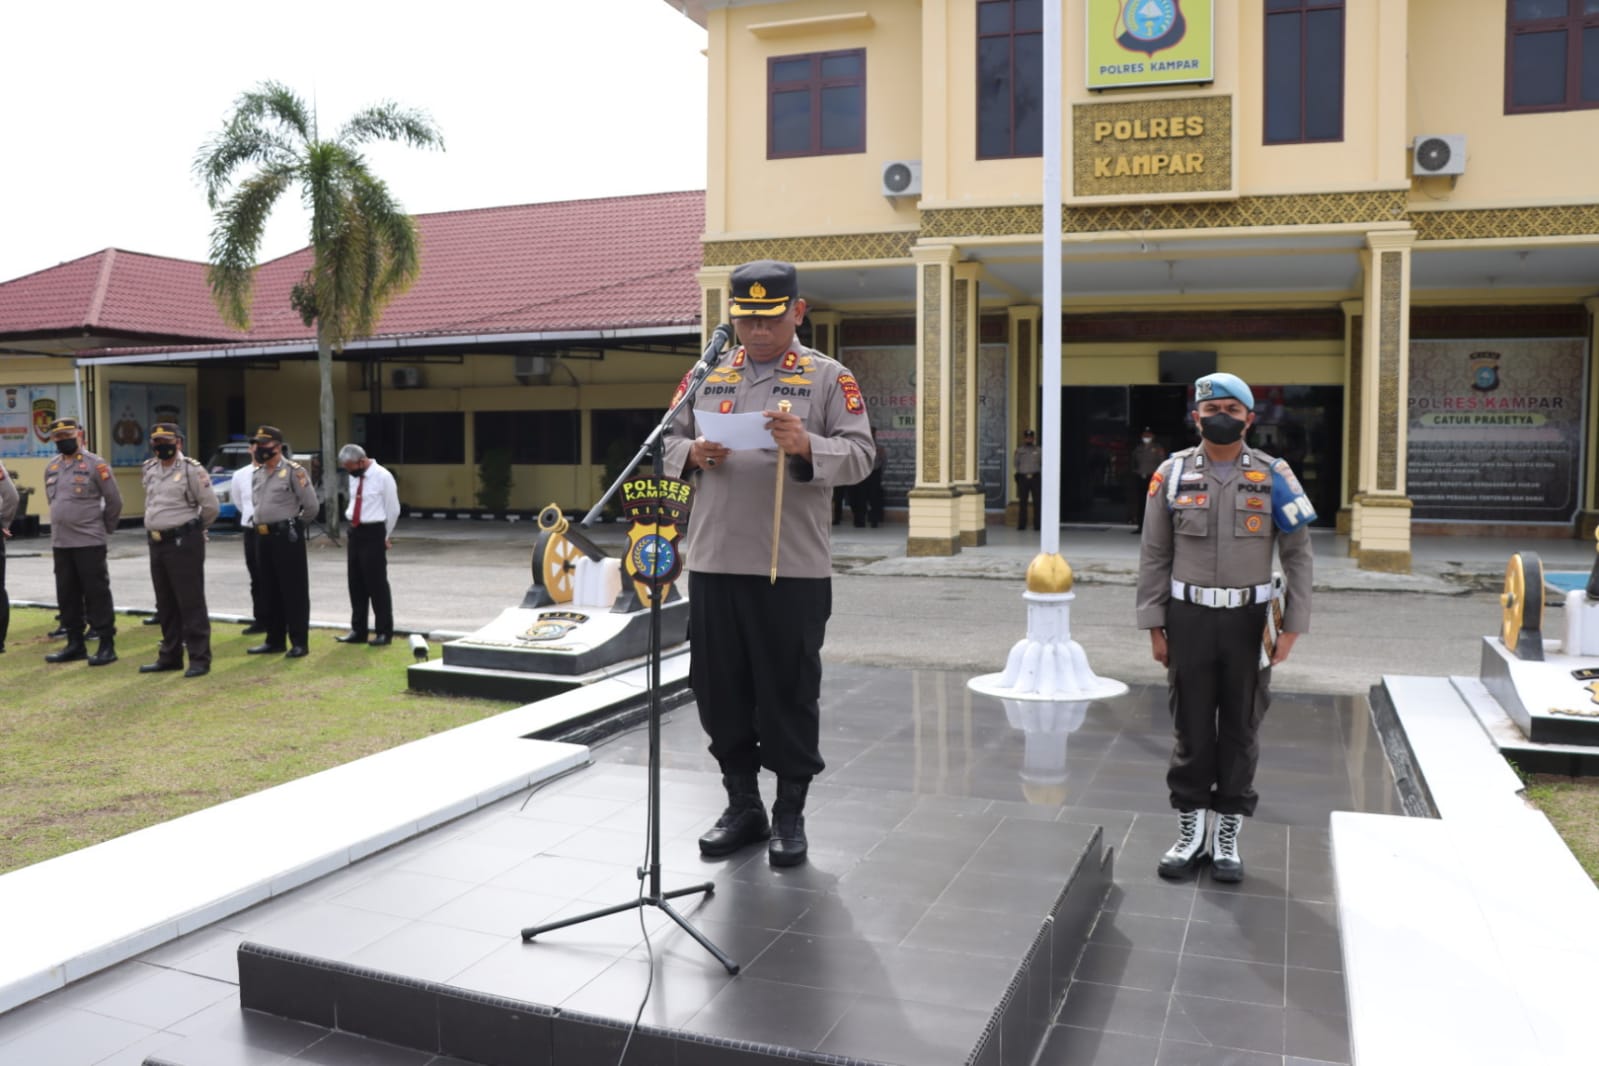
[45,449,123,548]
[1135,445,1313,633]
[142,453,221,532]
[0,462,18,531]
[663,342,875,579]
[252,459,320,524]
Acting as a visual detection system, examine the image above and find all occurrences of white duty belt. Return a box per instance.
[1171,579,1274,609]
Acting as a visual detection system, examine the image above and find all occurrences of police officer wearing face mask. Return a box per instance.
[0,458,17,654]
[1135,373,1314,885]
[139,423,220,677]
[43,417,123,666]
[246,426,320,658]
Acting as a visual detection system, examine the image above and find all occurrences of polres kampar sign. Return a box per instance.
[1406,338,1586,523]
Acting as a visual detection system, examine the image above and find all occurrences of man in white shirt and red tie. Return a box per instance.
[336,444,400,646]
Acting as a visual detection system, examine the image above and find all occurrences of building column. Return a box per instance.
[808,310,841,358]
[1006,306,1041,529]
[1351,230,1415,573]
[953,262,985,546]
[907,245,962,556]
[697,268,731,347]
[1338,299,1362,544]
[1581,298,1599,539]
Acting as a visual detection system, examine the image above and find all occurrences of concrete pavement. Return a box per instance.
[4,517,1582,695]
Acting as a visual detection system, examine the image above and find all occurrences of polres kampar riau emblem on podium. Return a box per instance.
[619,475,692,610]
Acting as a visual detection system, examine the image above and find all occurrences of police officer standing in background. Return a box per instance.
[232,447,267,635]
[247,426,319,658]
[0,459,17,654]
[139,423,220,677]
[336,443,399,646]
[1128,427,1167,532]
[43,417,122,666]
[665,260,874,867]
[1013,429,1041,531]
[1136,373,1313,883]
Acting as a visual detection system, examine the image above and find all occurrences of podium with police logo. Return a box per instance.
[406,492,692,703]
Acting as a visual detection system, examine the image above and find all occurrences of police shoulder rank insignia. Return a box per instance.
[1147,471,1164,497]
[732,349,746,368]
[780,351,799,372]
[837,372,864,414]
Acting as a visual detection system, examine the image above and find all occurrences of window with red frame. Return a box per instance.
[1506,0,1599,112]
[977,0,1043,159]
[768,49,866,159]
[1263,0,1345,145]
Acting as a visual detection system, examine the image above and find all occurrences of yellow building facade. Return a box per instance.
[676,0,1599,571]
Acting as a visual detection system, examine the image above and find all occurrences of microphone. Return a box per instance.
[690,323,733,383]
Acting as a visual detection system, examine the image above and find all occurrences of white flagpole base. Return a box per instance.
[969,590,1128,702]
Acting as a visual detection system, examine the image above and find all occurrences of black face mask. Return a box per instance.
[154,444,177,460]
[55,439,79,455]
[1199,413,1247,445]
[254,446,277,463]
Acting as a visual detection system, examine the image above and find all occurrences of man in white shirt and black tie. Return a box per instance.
[336,444,400,646]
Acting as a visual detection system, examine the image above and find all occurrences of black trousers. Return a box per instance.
[1164,598,1271,816]
[0,535,8,647]
[149,533,211,667]
[53,545,115,639]
[346,524,392,636]
[256,524,310,647]
[242,527,265,624]
[688,572,830,781]
[1015,473,1041,530]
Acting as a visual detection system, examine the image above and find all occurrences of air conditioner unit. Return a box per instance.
[881,160,922,198]
[514,354,552,385]
[1412,134,1466,177]
[390,366,422,389]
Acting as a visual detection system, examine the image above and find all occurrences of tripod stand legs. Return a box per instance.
[520,878,738,975]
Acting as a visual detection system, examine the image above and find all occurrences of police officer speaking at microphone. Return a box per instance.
[1136,373,1313,884]
[43,418,123,666]
[139,423,220,677]
[246,426,320,658]
[664,259,874,867]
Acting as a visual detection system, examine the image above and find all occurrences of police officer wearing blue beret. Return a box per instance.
[1135,373,1314,883]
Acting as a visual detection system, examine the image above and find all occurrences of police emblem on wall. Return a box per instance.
[618,474,693,610]
[1119,0,1186,56]
[1470,350,1501,393]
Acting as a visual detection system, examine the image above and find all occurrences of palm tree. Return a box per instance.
[195,81,443,541]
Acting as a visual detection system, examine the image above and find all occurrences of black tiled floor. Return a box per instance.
[1,666,1394,1066]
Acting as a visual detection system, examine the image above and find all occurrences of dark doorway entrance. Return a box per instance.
[1057,384,1341,527]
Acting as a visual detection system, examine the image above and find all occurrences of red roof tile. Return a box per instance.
[0,190,706,349]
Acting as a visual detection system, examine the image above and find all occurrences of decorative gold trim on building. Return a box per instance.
[919,190,1408,240]
[920,264,943,484]
[1376,252,1402,491]
[952,278,970,481]
[1412,204,1599,241]
[702,231,915,266]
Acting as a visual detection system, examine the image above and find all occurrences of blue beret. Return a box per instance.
[1194,373,1254,410]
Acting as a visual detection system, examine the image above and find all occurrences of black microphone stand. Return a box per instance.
[520,327,738,974]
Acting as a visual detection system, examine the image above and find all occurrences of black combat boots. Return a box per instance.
[87,635,117,667]
[768,778,810,867]
[45,632,88,663]
[698,774,770,857]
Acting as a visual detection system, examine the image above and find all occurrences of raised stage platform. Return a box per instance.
[189,763,1110,1066]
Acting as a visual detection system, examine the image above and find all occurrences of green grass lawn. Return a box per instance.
[0,607,512,874]
[1525,774,1599,886]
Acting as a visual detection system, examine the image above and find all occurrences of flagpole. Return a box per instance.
[970,0,1125,703]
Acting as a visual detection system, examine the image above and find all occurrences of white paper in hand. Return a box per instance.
[697,410,777,452]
